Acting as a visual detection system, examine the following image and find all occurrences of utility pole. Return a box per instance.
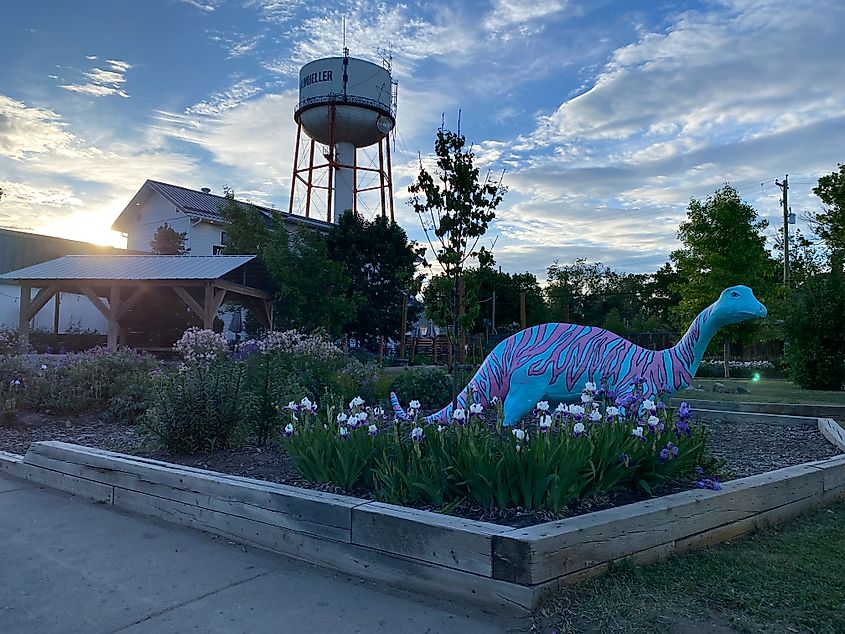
[491,290,496,334]
[775,174,789,284]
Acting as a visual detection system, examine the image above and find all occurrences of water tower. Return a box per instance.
[289,50,397,223]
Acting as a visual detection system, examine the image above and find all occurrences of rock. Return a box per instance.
[712,382,734,393]
[736,386,750,394]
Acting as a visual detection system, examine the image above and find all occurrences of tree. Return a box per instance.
[669,184,775,377]
[783,272,845,390]
[409,124,506,377]
[263,220,355,336]
[326,210,424,347]
[811,163,845,272]
[150,222,188,254]
[545,259,664,330]
[218,190,355,337]
[218,188,269,255]
[424,266,547,335]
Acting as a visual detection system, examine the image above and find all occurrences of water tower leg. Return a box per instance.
[353,149,358,216]
[289,123,302,214]
[386,135,395,222]
[334,141,355,222]
[378,138,387,218]
[305,139,316,218]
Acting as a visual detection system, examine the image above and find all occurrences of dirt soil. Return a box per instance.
[2,411,841,527]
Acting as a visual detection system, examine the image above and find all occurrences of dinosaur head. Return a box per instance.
[711,285,767,325]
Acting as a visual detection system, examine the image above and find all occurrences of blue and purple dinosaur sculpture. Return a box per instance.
[392,285,767,426]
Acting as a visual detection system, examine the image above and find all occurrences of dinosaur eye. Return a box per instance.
[730,291,739,297]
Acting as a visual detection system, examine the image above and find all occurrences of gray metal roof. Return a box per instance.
[146,180,334,230]
[0,255,257,281]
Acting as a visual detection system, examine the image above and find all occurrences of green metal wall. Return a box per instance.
[0,229,125,276]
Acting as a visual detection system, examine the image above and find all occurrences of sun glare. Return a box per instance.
[37,209,127,249]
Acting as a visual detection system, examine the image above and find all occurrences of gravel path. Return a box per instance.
[705,419,841,478]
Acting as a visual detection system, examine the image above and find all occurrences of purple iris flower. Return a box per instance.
[678,401,692,420]
[696,477,722,491]
[659,448,670,463]
[675,420,692,437]
[615,393,636,409]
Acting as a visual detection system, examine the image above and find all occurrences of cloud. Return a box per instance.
[244,0,304,24]
[262,1,476,79]
[0,95,78,159]
[179,0,225,12]
[525,1,845,150]
[185,78,261,115]
[0,180,83,210]
[153,90,300,194]
[0,94,198,243]
[485,0,569,34]
[59,58,133,98]
[476,0,845,276]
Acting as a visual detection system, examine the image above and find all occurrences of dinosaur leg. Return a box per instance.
[502,382,541,426]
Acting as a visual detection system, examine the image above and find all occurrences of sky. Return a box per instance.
[1,0,844,280]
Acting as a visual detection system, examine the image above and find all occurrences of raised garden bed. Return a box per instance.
[1,411,842,526]
[1,434,843,615]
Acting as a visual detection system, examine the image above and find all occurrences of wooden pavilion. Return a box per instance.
[0,255,273,352]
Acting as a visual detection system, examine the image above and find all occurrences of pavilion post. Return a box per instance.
[107,284,121,349]
[18,284,31,354]
[203,284,215,330]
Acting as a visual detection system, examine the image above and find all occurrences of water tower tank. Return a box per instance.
[293,56,396,222]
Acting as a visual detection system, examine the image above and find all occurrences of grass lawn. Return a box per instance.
[532,502,845,633]
[678,378,845,405]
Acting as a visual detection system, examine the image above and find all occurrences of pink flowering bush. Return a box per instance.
[173,327,229,366]
[237,330,343,362]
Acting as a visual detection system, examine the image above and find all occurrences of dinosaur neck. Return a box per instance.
[670,304,724,383]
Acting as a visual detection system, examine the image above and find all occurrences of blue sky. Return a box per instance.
[2,0,844,279]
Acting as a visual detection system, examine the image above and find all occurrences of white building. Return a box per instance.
[0,228,125,335]
[112,180,332,254]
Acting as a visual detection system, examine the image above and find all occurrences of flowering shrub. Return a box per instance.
[282,382,711,513]
[233,331,381,438]
[141,357,246,453]
[700,360,775,369]
[0,327,17,356]
[237,330,343,362]
[0,347,157,415]
[173,327,229,366]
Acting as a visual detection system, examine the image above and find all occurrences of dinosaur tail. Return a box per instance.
[389,391,411,421]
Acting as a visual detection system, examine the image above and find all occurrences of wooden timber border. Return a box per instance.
[670,398,845,420]
[1,427,844,615]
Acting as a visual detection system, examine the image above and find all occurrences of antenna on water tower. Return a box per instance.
[288,41,397,224]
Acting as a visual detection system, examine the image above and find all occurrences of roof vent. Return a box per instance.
[201,187,211,194]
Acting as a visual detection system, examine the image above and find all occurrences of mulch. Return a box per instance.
[1,410,841,527]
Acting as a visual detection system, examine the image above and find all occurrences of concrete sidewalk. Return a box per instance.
[0,475,527,633]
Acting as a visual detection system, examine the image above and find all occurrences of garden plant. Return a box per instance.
[281,381,717,514]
